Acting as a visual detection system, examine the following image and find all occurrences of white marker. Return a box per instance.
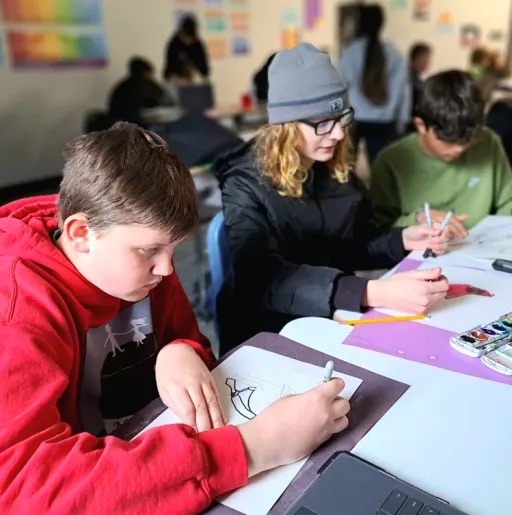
[424,202,432,229]
[439,210,454,232]
[323,360,334,383]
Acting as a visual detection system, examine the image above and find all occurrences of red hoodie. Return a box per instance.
[0,196,248,514]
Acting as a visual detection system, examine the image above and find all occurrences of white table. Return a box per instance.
[280,316,510,515]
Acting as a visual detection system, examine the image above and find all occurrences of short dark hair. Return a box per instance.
[470,47,487,65]
[415,70,484,143]
[58,122,198,240]
[129,57,153,78]
[409,43,431,62]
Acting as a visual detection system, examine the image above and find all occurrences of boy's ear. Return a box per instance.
[63,213,92,254]
[413,117,427,134]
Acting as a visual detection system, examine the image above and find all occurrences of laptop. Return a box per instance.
[284,452,469,515]
[177,83,215,111]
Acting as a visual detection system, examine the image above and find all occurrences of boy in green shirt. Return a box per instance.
[371,70,512,237]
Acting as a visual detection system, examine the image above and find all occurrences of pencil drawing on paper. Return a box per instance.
[225,374,296,420]
[225,378,257,419]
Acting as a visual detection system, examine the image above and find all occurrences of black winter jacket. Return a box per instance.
[213,140,406,350]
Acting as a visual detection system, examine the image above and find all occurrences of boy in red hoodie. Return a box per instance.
[0,122,350,514]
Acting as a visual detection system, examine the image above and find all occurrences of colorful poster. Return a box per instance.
[281,7,301,49]
[435,10,454,34]
[203,8,227,33]
[231,35,249,55]
[202,0,224,6]
[304,0,322,30]
[1,0,101,25]
[413,0,430,21]
[391,0,408,9]
[206,37,227,58]
[229,11,249,32]
[7,29,107,68]
[460,24,481,48]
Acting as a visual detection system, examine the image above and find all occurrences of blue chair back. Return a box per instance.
[205,212,231,333]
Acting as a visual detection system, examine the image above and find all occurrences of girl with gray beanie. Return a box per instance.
[213,42,450,352]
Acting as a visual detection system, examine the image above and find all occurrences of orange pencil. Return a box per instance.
[334,314,428,326]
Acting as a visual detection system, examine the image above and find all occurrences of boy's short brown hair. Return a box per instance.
[58,122,198,240]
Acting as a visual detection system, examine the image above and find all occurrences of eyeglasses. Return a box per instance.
[299,107,354,136]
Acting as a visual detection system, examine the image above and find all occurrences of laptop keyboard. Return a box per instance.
[379,490,444,515]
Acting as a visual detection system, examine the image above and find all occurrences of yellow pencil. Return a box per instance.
[334,314,427,326]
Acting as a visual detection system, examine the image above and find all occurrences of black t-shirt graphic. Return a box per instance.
[79,296,159,435]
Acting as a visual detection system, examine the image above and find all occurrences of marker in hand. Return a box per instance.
[323,360,334,383]
[438,210,454,232]
[422,203,435,258]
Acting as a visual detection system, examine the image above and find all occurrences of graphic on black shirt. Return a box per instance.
[80,297,160,435]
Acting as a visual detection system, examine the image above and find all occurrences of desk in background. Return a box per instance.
[140,103,267,132]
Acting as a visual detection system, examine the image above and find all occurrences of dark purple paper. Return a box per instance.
[117,333,409,515]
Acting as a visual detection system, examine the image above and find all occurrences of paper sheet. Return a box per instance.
[380,263,512,333]
[136,346,362,515]
[449,215,512,260]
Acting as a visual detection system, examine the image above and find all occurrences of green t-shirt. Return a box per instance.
[370,128,512,229]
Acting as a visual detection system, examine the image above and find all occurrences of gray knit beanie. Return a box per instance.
[267,42,348,125]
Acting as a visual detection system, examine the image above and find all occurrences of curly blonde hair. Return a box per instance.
[254,122,353,198]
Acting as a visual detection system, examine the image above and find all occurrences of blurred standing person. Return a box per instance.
[338,4,409,163]
[163,15,210,85]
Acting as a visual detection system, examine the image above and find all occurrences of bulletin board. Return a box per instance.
[0,0,108,68]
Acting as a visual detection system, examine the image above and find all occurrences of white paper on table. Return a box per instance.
[448,215,512,260]
[135,346,362,515]
[380,263,512,333]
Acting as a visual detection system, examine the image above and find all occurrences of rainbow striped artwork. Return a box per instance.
[0,0,101,25]
[7,30,107,68]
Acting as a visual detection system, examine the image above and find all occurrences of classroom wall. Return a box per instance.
[0,0,510,189]
[0,0,342,189]
[377,0,512,75]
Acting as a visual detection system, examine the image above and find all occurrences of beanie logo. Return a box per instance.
[329,98,343,113]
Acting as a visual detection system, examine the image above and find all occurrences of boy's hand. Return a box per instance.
[238,378,350,477]
[155,343,226,432]
[416,209,469,239]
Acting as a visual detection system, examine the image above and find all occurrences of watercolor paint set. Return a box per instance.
[449,312,512,371]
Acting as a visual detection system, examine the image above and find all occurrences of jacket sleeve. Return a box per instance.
[491,131,512,216]
[0,323,247,515]
[151,269,214,367]
[222,174,369,317]
[351,177,406,270]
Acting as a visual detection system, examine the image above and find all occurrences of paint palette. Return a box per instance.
[449,312,512,357]
[481,343,512,376]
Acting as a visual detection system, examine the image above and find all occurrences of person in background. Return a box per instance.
[409,43,432,114]
[0,122,351,513]
[214,43,449,351]
[108,57,169,124]
[252,52,277,103]
[163,15,209,85]
[371,70,512,235]
[338,4,409,163]
[469,47,492,97]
